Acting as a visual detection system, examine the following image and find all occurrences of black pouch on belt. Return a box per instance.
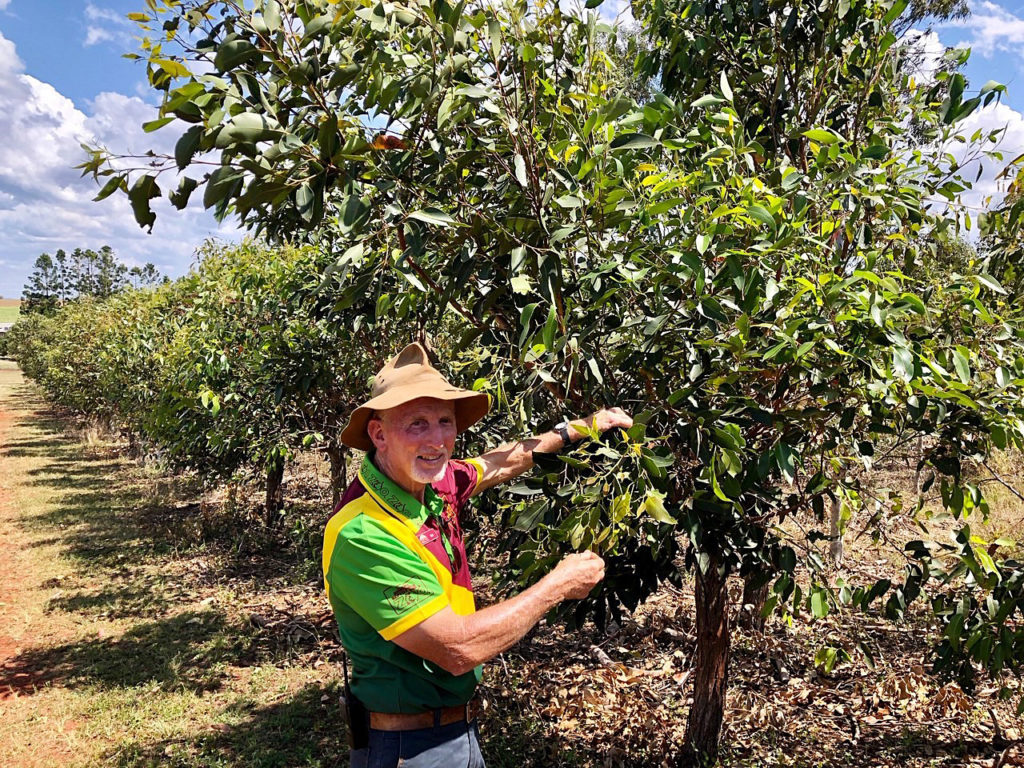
[342,654,369,750]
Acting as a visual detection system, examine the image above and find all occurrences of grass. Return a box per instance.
[0,367,350,768]
[0,298,20,323]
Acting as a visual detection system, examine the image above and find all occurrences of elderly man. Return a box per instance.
[322,342,632,767]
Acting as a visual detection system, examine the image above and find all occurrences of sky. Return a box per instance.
[1,1,1024,298]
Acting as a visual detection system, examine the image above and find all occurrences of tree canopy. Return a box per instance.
[67,0,1024,761]
[21,246,163,315]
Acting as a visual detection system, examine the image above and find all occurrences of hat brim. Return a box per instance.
[339,386,491,452]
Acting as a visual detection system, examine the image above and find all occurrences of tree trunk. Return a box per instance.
[125,427,140,459]
[326,442,349,508]
[681,559,730,767]
[265,455,285,528]
[738,573,770,632]
[914,434,924,494]
[829,494,844,565]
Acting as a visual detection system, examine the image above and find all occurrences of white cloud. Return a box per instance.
[560,0,633,26]
[902,29,946,84]
[943,101,1024,220]
[85,26,117,47]
[938,1,1024,60]
[85,3,129,23]
[0,0,11,11]
[600,0,634,25]
[0,31,240,298]
[83,3,136,48]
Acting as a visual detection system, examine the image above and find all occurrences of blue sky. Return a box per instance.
[1,1,1023,298]
[0,1,239,299]
[1,1,145,109]
[938,1,1024,105]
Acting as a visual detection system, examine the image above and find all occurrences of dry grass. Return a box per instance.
[1,363,1023,767]
[0,369,346,768]
[0,299,21,324]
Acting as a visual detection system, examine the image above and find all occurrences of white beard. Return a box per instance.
[410,459,447,485]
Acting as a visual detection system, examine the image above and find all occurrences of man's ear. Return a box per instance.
[367,416,386,452]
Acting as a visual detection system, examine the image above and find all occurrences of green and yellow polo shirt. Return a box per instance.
[322,455,484,713]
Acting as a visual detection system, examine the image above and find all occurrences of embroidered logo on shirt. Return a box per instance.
[383,577,430,614]
[369,479,410,517]
[442,502,458,525]
[417,527,439,545]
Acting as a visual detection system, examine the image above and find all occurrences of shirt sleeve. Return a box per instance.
[326,519,448,641]
[449,458,483,505]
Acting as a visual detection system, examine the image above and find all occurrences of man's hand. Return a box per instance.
[392,550,606,675]
[471,407,634,496]
[585,407,634,435]
[548,550,606,600]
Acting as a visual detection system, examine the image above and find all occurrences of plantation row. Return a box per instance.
[6,240,405,519]
[12,0,1024,758]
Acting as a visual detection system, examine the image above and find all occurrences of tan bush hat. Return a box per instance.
[339,342,490,452]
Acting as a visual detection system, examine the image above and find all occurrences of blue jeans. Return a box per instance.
[350,720,486,768]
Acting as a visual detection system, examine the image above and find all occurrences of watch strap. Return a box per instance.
[554,420,572,448]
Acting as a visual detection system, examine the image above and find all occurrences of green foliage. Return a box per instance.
[20,247,163,316]
[70,0,1024,757]
[982,179,1024,299]
[903,529,1024,704]
[8,239,406,508]
[144,239,393,488]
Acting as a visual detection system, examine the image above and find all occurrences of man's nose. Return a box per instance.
[426,422,453,446]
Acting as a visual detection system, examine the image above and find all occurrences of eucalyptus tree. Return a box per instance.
[144,240,403,517]
[4,311,58,382]
[145,241,304,521]
[21,253,61,315]
[9,239,388,519]
[82,0,1024,762]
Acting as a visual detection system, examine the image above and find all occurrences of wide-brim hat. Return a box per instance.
[339,342,490,452]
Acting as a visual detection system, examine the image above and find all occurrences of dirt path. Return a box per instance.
[0,384,24,668]
[0,363,83,763]
[0,365,63,689]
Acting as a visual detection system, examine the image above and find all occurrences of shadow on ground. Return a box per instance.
[7,376,1010,767]
[106,681,350,768]
[0,384,356,764]
[0,610,241,695]
[3,403,181,573]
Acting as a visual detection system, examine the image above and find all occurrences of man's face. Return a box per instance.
[369,397,457,494]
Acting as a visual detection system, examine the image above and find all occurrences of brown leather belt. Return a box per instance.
[369,699,482,731]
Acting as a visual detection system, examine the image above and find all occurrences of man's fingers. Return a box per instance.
[555,551,606,599]
[598,406,633,431]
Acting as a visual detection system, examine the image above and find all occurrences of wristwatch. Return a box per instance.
[554,419,573,449]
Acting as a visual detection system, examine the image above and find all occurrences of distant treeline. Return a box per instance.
[6,240,412,524]
[21,247,165,315]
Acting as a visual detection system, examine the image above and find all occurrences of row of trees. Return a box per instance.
[11,0,1021,762]
[21,246,164,315]
[8,239,408,521]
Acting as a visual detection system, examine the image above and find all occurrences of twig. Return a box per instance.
[990,707,1005,745]
[982,460,1024,503]
[590,644,615,667]
[993,743,1016,768]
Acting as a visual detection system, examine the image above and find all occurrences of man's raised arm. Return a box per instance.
[391,551,605,675]
[469,407,634,495]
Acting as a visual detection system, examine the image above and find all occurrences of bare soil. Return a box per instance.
[0,361,1022,767]
[0,368,82,765]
